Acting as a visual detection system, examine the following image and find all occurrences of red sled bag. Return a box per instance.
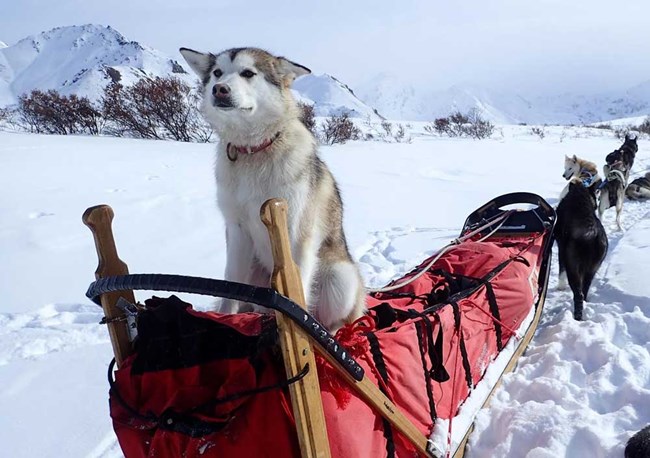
[91,192,555,458]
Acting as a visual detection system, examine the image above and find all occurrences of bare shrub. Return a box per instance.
[377,120,411,143]
[0,106,10,122]
[393,123,411,143]
[0,106,13,129]
[380,120,393,137]
[592,123,612,130]
[613,125,633,140]
[637,117,650,136]
[425,108,493,139]
[464,108,494,139]
[298,102,316,135]
[102,77,212,142]
[530,126,546,139]
[320,112,361,145]
[16,90,102,135]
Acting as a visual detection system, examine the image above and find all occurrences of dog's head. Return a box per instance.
[180,47,310,137]
[563,154,580,180]
[622,132,639,157]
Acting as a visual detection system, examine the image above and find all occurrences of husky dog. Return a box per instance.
[599,133,638,229]
[626,172,650,201]
[555,178,608,320]
[625,425,650,458]
[179,46,365,330]
[560,154,601,201]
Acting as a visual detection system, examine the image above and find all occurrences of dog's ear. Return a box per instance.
[276,57,311,82]
[572,154,578,161]
[179,48,215,79]
[626,132,638,142]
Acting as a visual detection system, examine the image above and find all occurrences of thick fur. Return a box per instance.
[599,133,638,229]
[626,172,650,201]
[179,46,365,330]
[555,178,608,320]
[625,425,650,458]
[560,154,601,201]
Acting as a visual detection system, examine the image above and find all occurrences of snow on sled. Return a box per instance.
[84,192,555,458]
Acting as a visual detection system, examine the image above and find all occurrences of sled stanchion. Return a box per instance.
[83,205,134,368]
[262,199,436,458]
[261,199,332,458]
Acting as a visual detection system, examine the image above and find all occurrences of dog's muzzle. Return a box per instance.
[212,83,235,109]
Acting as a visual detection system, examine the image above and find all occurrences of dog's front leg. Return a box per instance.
[220,223,256,314]
[293,237,319,308]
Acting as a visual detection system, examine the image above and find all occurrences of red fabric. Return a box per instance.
[110,233,547,458]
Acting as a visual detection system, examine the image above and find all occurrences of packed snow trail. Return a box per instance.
[468,200,650,457]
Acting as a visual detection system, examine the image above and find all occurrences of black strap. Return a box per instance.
[406,309,449,383]
[107,358,310,438]
[484,282,503,351]
[415,322,438,426]
[367,332,395,458]
[450,301,473,390]
[87,274,363,381]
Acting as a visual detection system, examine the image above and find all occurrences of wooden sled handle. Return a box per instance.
[261,199,436,458]
[83,205,134,368]
[261,199,332,458]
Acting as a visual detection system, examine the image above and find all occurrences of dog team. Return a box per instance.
[556,133,647,321]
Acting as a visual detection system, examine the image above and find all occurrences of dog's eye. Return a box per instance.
[213,69,223,78]
[240,69,256,79]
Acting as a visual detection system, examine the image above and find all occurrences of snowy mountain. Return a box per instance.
[0,25,382,119]
[293,73,382,120]
[357,73,650,124]
[357,75,538,124]
[0,25,192,107]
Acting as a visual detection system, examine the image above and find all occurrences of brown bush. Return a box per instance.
[298,102,316,135]
[425,108,494,139]
[530,126,546,139]
[17,90,102,135]
[320,112,361,145]
[102,77,212,142]
[638,117,650,136]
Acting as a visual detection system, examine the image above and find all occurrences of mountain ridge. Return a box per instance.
[0,24,381,119]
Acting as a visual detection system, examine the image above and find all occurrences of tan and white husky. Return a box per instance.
[179,46,365,330]
[559,154,601,201]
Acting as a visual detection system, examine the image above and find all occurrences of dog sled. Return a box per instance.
[83,192,555,458]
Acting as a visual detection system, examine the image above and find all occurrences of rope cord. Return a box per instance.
[366,210,514,294]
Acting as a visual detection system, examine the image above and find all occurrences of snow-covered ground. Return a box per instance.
[1,126,649,457]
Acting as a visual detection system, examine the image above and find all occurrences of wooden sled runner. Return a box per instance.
[83,193,555,458]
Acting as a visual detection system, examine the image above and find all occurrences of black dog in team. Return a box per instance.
[555,178,608,320]
[598,133,638,229]
[625,425,650,458]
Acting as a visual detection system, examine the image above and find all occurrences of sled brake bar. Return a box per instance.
[87,273,365,381]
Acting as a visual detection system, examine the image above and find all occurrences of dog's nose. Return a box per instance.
[213,84,231,98]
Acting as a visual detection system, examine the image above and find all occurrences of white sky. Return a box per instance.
[2,0,649,95]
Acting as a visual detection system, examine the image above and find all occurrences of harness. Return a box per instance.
[578,168,596,187]
[606,169,626,184]
[599,160,628,189]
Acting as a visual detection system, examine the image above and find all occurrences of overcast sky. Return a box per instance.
[2,0,649,95]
